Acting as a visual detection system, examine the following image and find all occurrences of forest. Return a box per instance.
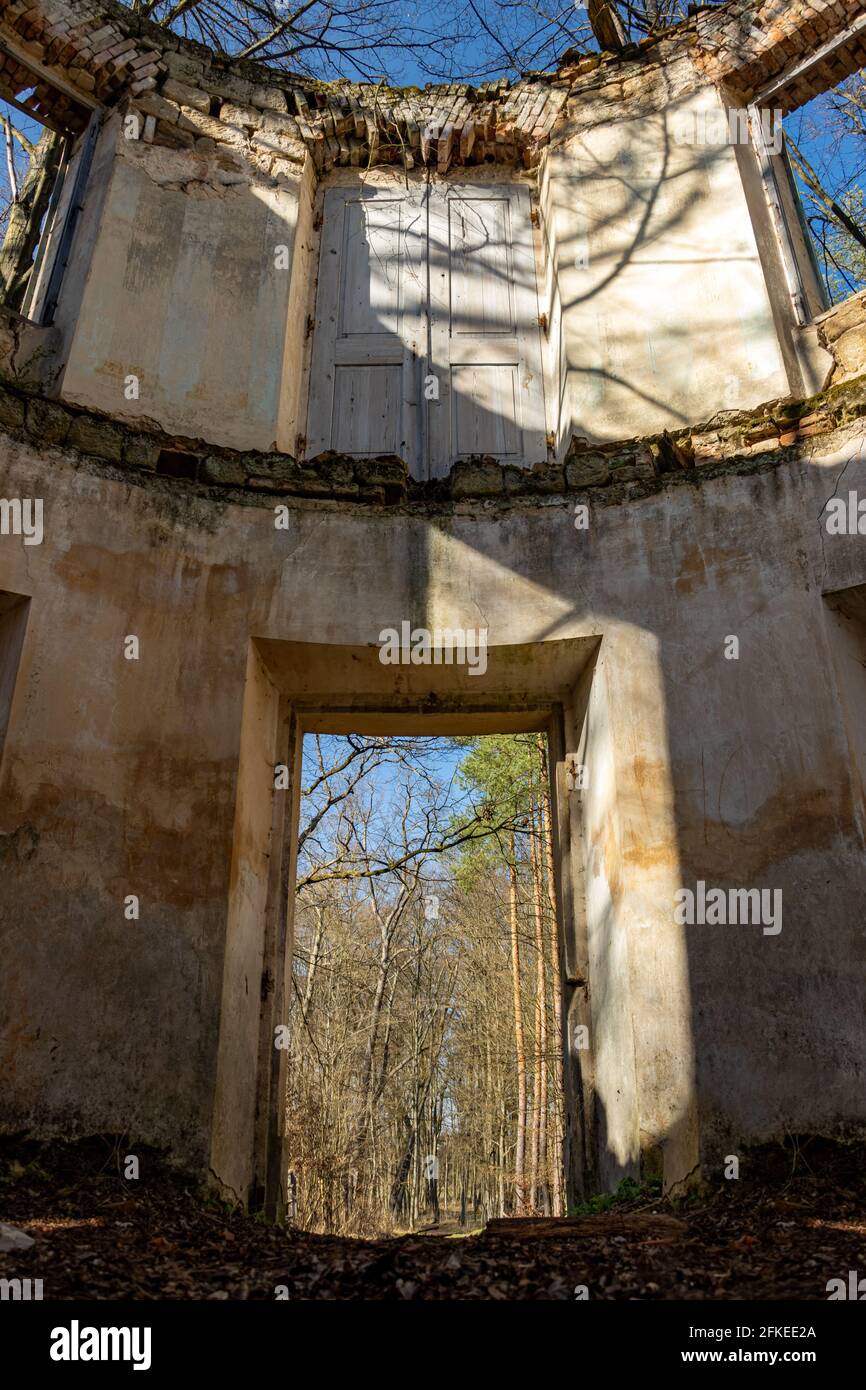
[285,733,567,1235]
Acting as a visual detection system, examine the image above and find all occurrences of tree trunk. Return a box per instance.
[0,127,62,312]
[509,842,528,1214]
[498,1111,506,1217]
[529,790,549,1215]
[538,735,565,1217]
[300,902,326,1020]
[389,1114,415,1220]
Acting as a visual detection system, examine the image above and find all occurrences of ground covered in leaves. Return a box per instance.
[1,1137,864,1300]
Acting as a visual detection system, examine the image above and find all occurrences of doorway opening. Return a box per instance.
[285,730,567,1236]
[208,637,614,1223]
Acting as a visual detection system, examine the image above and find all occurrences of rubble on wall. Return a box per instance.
[2,348,866,508]
[0,0,571,173]
[815,290,866,386]
[2,0,861,174]
[129,67,571,174]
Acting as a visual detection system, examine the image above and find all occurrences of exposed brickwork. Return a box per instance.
[0,0,165,131]
[695,0,866,109]
[0,0,862,162]
[0,0,570,168]
[0,43,88,130]
[131,71,569,174]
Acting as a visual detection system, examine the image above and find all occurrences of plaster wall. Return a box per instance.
[550,83,791,444]
[2,422,866,1190]
[41,79,805,461]
[58,130,309,452]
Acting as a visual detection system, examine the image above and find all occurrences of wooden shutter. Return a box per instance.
[307,182,546,480]
[427,184,546,478]
[306,186,424,470]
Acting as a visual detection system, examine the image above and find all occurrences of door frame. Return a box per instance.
[209,635,602,1220]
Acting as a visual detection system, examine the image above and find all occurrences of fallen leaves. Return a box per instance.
[2,1135,865,1300]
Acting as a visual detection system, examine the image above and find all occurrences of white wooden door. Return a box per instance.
[427,184,546,478]
[306,186,425,471]
[307,183,546,480]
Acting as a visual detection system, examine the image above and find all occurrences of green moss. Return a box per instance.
[568,1174,662,1216]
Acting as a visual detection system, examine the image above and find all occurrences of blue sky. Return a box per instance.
[784,81,866,302]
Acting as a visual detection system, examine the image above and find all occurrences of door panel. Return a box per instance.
[338,198,405,338]
[333,364,403,455]
[449,196,516,337]
[451,364,520,457]
[307,187,424,471]
[429,184,546,478]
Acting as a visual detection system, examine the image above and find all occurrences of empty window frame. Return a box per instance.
[750,13,866,322]
[0,43,97,325]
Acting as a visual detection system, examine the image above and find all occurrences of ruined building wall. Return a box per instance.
[3,385,866,1196]
[1,0,866,1205]
[549,76,791,444]
[11,12,807,457]
[59,117,316,451]
[1,0,845,455]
